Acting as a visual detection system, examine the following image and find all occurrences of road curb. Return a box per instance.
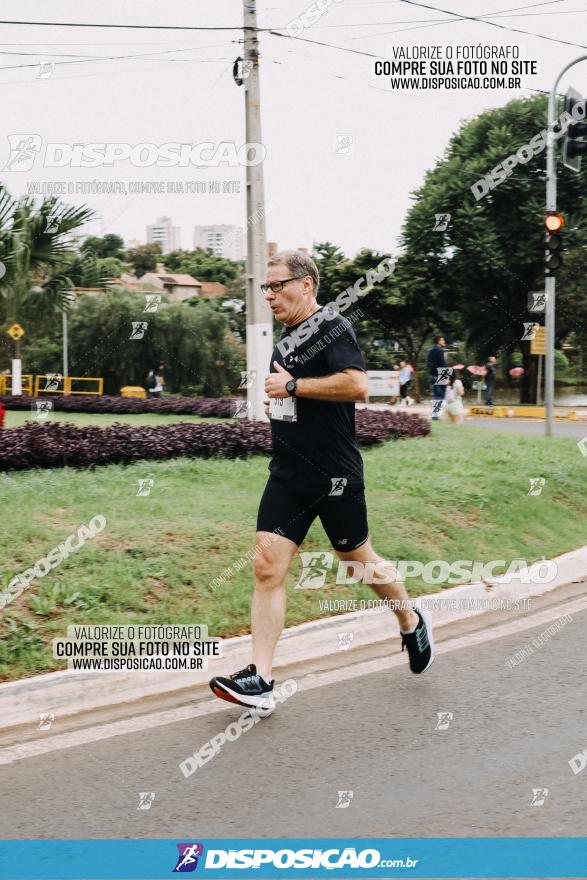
[1,545,586,731]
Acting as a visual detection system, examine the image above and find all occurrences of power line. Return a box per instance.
[283,0,580,30]
[0,42,238,72]
[0,20,244,30]
[343,0,572,40]
[394,0,587,50]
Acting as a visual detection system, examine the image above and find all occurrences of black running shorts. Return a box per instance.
[256,476,369,550]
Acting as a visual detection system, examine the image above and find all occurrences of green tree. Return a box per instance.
[164,248,242,285]
[81,233,125,260]
[400,93,587,402]
[0,186,95,365]
[68,290,244,395]
[126,243,161,277]
[312,243,453,398]
[96,256,125,280]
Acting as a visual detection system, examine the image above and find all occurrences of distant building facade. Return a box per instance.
[193,225,244,261]
[147,216,181,255]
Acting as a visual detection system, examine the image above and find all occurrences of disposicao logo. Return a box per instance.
[173,843,204,872]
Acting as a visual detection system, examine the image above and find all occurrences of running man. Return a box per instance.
[210,251,434,710]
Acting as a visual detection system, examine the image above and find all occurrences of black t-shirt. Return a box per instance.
[268,308,366,489]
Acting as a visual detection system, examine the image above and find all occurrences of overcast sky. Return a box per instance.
[1,0,586,258]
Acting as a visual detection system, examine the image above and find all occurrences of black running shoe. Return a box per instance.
[401,606,434,674]
[209,663,274,710]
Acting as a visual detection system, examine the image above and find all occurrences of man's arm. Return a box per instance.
[265,361,368,402]
[296,369,368,402]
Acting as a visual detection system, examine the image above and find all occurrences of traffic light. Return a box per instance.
[562,86,587,172]
[544,212,564,274]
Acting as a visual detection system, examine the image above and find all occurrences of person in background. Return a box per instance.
[146,362,165,398]
[445,372,465,424]
[398,360,414,406]
[427,335,447,419]
[484,356,497,406]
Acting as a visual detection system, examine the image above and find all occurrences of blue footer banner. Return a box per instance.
[0,838,586,879]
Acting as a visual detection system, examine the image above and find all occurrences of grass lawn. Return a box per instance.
[1,422,587,681]
[3,410,224,428]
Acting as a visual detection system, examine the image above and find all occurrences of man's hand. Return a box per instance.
[265,361,292,399]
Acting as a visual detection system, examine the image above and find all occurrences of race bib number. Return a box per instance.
[270,396,297,422]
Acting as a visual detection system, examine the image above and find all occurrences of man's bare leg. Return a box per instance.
[336,538,418,632]
[251,531,298,681]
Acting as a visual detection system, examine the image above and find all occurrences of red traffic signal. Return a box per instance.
[544,213,564,274]
[545,213,564,232]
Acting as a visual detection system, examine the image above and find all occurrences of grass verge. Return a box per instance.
[1,422,586,681]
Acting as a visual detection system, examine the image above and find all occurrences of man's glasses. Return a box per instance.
[260,274,309,294]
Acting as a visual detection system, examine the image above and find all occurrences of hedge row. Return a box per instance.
[0,394,233,417]
[0,410,429,471]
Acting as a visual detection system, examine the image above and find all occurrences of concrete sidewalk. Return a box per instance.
[359,401,587,419]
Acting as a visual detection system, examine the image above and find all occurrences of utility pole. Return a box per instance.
[62,306,69,394]
[545,54,587,436]
[243,0,273,421]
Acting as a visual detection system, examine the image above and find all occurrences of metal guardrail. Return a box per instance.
[0,374,103,396]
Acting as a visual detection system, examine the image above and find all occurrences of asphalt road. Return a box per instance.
[0,588,585,843]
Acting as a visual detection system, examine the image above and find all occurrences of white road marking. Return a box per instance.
[1,595,585,766]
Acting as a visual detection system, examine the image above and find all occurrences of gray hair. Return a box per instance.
[267,250,320,296]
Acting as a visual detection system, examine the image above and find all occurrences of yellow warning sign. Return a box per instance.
[7,323,25,340]
[531,325,546,355]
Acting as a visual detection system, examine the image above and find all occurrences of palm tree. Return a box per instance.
[0,185,96,389]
